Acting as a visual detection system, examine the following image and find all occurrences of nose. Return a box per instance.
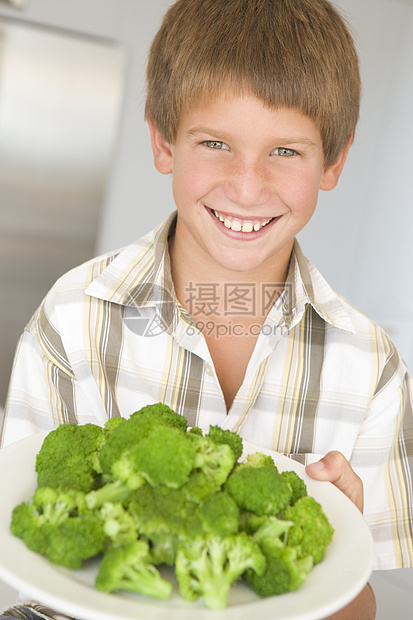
[223,157,271,208]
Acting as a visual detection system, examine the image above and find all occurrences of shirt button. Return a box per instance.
[205,364,214,376]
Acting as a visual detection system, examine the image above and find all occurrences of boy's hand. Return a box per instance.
[305,451,364,513]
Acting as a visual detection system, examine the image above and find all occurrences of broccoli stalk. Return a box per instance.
[85,480,136,510]
[175,533,265,610]
[95,541,172,600]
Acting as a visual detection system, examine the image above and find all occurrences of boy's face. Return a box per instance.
[149,93,349,276]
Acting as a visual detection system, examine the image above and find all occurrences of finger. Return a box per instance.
[305,451,364,513]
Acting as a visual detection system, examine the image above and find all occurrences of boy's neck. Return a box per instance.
[168,226,294,318]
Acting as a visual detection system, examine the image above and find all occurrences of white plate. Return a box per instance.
[0,431,374,620]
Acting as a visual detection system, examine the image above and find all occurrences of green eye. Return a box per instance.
[276,147,297,157]
[204,140,229,150]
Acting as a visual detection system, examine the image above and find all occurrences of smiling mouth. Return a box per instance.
[210,209,275,233]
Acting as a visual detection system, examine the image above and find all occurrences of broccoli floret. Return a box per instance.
[31,486,87,524]
[240,512,294,541]
[225,465,292,516]
[244,537,313,597]
[98,410,195,491]
[103,416,127,438]
[187,426,203,436]
[175,533,265,610]
[281,470,308,505]
[10,502,49,556]
[132,425,196,488]
[43,513,106,569]
[11,500,105,570]
[95,541,172,600]
[98,502,138,548]
[189,433,238,487]
[129,485,200,540]
[207,426,243,461]
[245,452,277,469]
[35,423,106,492]
[283,496,334,564]
[130,402,188,431]
[181,470,222,503]
[198,492,239,537]
[128,485,201,565]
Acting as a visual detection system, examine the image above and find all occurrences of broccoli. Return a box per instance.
[207,426,243,461]
[175,533,265,610]
[11,499,105,570]
[10,502,49,557]
[240,511,294,541]
[189,432,238,487]
[244,451,277,469]
[197,491,240,538]
[283,496,334,564]
[96,404,195,493]
[35,423,106,492]
[10,405,334,609]
[95,540,172,600]
[103,416,127,438]
[225,464,292,516]
[181,470,222,503]
[130,402,188,431]
[43,513,106,569]
[281,470,308,505]
[87,410,196,508]
[31,486,88,524]
[244,537,313,597]
[128,485,201,564]
[132,425,196,488]
[98,502,138,548]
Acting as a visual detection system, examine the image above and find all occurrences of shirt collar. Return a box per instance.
[85,211,179,334]
[273,240,356,334]
[86,212,356,335]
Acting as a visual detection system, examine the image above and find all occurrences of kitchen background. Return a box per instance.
[0,0,412,617]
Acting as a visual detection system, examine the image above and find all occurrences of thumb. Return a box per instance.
[305,451,364,513]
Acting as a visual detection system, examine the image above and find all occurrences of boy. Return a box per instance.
[1,0,412,617]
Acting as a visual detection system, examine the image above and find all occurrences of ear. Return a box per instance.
[147,118,173,174]
[320,135,353,191]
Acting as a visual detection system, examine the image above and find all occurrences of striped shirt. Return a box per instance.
[1,211,412,571]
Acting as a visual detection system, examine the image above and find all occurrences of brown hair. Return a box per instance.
[145,0,361,166]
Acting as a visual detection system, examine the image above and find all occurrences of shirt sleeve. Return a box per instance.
[351,359,413,570]
[1,328,59,447]
[1,305,109,448]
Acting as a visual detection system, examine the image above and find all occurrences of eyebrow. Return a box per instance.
[186,125,317,148]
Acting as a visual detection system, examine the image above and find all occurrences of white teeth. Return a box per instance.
[213,210,272,233]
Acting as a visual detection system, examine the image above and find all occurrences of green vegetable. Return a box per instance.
[244,537,313,597]
[283,496,335,564]
[95,540,172,600]
[175,533,265,610]
[225,463,293,515]
[35,423,105,492]
[10,403,335,610]
[10,497,105,569]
